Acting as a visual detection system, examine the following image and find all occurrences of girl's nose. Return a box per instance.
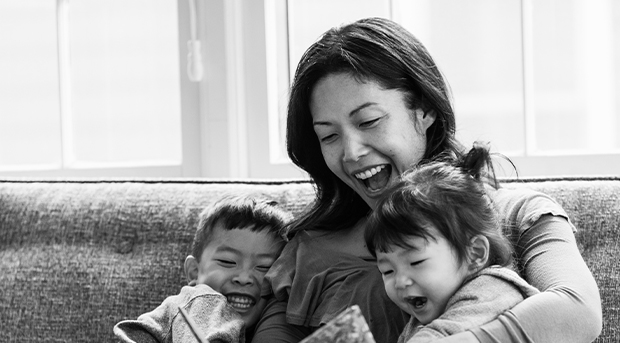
[394,272,413,289]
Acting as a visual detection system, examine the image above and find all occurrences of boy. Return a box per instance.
[114,195,291,343]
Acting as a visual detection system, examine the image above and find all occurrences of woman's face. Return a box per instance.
[310,73,435,208]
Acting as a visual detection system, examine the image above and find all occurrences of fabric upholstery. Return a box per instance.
[0,177,618,342]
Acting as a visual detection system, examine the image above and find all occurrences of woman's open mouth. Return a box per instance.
[354,164,392,192]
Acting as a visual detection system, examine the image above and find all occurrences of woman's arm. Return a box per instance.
[251,297,312,343]
[468,215,602,342]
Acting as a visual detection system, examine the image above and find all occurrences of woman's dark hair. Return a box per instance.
[365,142,513,268]
[286,17,464,236]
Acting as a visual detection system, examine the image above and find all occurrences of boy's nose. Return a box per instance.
[232,270,255,286]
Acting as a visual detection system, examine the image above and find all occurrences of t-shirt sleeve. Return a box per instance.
[469,188,602,343]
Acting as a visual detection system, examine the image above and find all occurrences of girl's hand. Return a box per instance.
[432,331,480,343]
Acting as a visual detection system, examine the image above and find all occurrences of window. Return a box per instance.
[0,0,196,177]
[2,0,618,179]
[262,0,620,177]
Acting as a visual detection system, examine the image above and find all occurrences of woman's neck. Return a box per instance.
[308,217,373,259]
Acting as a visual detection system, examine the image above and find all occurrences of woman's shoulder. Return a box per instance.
[490,186,571,230]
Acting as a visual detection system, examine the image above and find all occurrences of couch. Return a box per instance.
[0,176,618,342]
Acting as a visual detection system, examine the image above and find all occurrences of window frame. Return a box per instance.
[0,0,201,178]
[1,0,617,179]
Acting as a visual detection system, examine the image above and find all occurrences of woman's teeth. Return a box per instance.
[355,165,386,180]
[354,165,390,191]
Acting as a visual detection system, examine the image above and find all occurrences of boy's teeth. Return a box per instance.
[227,295,255,309]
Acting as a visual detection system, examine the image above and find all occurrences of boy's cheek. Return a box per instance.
[243,297,269,328]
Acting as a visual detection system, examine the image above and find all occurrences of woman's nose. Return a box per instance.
[342,133,367,163]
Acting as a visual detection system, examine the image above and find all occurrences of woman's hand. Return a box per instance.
[431,331,480,343]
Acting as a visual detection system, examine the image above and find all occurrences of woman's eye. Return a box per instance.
[319,133,337,143]
[360,117,380,128]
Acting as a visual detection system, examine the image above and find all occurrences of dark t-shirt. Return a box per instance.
[262,230,409,343]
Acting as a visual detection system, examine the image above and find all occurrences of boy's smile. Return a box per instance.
[187,224,284,328]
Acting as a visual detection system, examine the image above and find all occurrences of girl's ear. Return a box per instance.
[184,255,199,286]
[467,235,490,272]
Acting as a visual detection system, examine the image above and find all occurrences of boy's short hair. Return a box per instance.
[190,194,292,261]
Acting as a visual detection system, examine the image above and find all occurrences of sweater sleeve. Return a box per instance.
[114,285,245,343]
[469,189,602,343]
[407,270,532,343]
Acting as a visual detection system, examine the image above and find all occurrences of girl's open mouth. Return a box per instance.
[405,296,427,309]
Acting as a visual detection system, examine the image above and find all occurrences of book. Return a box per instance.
[299,305,376,343]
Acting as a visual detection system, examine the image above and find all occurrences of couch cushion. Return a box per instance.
[0,177,618,342]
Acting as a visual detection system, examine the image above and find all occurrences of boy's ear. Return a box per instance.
[184,255,199,286]
[466,235,490,272]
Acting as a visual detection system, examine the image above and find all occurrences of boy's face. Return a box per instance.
[190,223,284,328]
[376,230,470,324]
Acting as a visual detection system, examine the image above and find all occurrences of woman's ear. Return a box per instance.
[414,108,436,133]
[184,255,199,286]
[466,235,490,272]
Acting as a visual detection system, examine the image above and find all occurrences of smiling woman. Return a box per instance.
[309,73,434,209]
[252,17,602,343]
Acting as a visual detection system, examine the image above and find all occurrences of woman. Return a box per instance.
[252,17,601,343]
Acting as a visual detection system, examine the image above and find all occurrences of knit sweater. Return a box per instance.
[114,284,245,343]
[398,266,539,343]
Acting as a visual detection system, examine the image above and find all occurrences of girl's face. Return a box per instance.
[310,73,435,209]
[376,232,471,324]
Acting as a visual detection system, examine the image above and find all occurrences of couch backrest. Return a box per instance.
[0,177,618,342]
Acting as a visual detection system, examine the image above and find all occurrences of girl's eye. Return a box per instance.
[380,269,393,276]
[410,259,425,266]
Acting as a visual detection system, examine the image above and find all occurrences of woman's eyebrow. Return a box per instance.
[312,102,377,126]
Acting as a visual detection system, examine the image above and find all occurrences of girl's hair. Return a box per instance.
[364,142,513,268]
[191,195,292,261]
[285,17,464,236]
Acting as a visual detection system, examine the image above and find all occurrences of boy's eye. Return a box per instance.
[256,265,272,273]
[216,259,236,267]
